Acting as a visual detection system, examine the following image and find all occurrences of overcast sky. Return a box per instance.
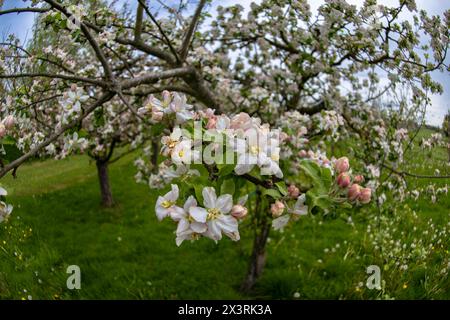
[1,0,448,126]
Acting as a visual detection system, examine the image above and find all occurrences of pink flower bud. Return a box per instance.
[206,116,217,129]
[347,184,361,201]
[270,200,285,217]
[231,205,248,219]
[0,124,6,138]
[358,188,372,204]
[298,150,308,158]
[336,172,351,188]
[287,184,300,198]
[354,175,365,184]
[3,115,15,130]
[335,157,350,173]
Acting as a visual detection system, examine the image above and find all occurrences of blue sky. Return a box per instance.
[1,0,448,126]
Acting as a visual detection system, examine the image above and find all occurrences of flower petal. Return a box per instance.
[189,206,208,223]
[191,222,207,233]
[176,218,190,234]
[217,214,238,233]
[183,195,197,212]
[165,184,179,202]
[169,206,186,221]
[202,187,217,209]
[272,215,290,231]
[216,194,233,214]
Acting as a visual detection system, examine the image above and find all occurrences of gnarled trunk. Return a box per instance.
[241,220,271,292]
[96,159,114,207]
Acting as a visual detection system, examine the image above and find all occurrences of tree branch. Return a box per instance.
[179,0,207,62]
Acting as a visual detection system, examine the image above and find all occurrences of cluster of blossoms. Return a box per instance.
[141,92,372,245]
[334,157,372,204]
[142,91,284,181]
[138,91,194,124]
[156,184,247,246]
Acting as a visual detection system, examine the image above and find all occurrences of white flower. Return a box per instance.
[155,184,184,221]
[172,196,208,246]
[189,187,240,242]
[234,127,283,178]
[161,127,184,156]
[66,87,89,113]
[171,140,200,165]
[170,93,194,124]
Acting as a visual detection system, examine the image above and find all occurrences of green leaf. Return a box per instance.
[220,178,235,196]
[306,190,332,214]
[262,188,282,199]
[151,124,165,136]
[217,163,235,177]
[299,160,332,193]
[194,184,204,205]
[275,181,288,196]
[1,143,23,163]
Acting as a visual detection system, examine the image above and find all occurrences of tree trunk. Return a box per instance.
[241,220,271,292]
[96,159,114,207]
[151,137,160,173]
[241,190,270,292]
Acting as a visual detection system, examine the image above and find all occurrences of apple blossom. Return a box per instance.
[335,157,350,174]
[271,201,285,218]
[287,184,300,198]
[155,184,184,221]
[348,184,362,202]
[337,173,351,188]
[358,188,372,204]
[231,205,248,219]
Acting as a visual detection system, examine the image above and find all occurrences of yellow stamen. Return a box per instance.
[250,145,259,155]
[207,208,221,220]
[161,200,174,208]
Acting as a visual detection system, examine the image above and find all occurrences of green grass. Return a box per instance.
[0,130,449,300]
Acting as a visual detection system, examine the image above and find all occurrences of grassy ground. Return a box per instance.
[0,130,449,300]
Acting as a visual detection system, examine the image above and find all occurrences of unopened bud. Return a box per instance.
[335,157,350,173]
[358,188,372,204]
[336,172,351,188]
[287,184,300,198]
[353,175,365,184]
[270,200,285,217]
[347,184,361,201]
[231,205,248,219]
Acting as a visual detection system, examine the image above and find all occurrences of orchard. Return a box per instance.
[0,0,449,300]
